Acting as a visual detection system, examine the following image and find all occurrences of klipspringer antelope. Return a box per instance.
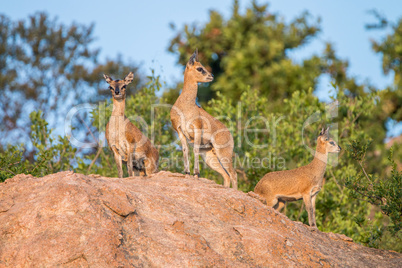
[253,127,341,227]
[104,72,159,178]
[170,49,238,189]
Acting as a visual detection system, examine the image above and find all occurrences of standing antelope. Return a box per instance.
[104,72,159,178]
[170,49,238,189]
[253,127,341,227]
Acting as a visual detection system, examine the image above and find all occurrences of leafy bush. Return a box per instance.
[1,110,76,181]
[345,140,401,249]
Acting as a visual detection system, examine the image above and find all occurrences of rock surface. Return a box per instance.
[0,171,400,267]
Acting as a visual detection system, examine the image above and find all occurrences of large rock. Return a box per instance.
[0,171,400,267]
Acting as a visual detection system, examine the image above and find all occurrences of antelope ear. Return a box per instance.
[124,72,134,85]
[319,127,325,136]
[103,74,113,84]
[324,127,330,137]
[187,49,198,66]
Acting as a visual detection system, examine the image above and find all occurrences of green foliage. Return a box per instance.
[29,111,77,174]
[0,145,44,181]
[345,141,402,234]
[0,110,76,181]
[201,87,324,190]
[168,1,360,105]
[367,12,402,121]
[371,18,402,87]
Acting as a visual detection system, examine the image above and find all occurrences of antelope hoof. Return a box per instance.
[194,173,199,179]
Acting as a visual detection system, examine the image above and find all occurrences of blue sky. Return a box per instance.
[3,0,402,136]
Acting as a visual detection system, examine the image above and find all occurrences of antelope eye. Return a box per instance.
[109,86,113,90]
[330,141,335,145]
[122,85,126,89]
[196,67,203,72]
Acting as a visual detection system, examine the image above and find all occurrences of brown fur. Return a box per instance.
[170,50,238,189]
[254,127,341,227]
[104,72,159,178]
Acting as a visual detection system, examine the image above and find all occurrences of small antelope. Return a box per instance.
[104,72,159,178]
[170,49,238,189]
[253,127,341,227]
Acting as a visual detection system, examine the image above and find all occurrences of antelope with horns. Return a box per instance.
[170,49,238,189]
[104,72,159,178]
[253,127,341,227]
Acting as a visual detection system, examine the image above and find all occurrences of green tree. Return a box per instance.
[167,0,362,106]
[0,12,143,149]
[368,13,402,121]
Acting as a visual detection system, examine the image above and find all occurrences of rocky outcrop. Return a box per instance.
[0,171,400,267]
